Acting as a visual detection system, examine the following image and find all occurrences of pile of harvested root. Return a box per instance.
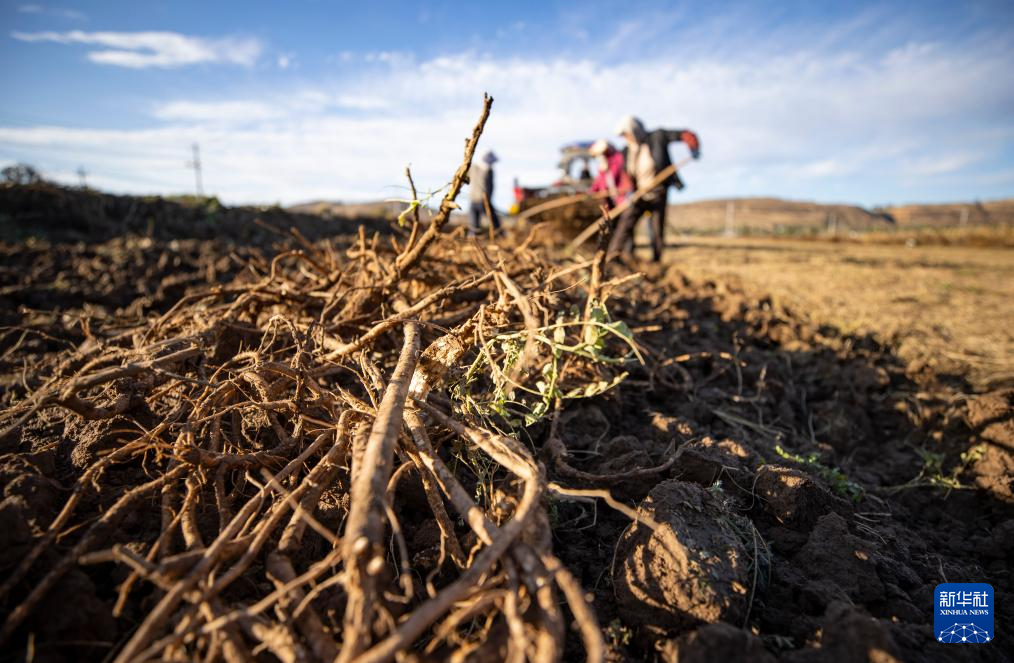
[5,96,1013,663]
[0,96,666,662]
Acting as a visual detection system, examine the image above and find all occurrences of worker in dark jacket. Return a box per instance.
[609,116,700,262]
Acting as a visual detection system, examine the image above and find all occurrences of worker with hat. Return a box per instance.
[610,116,700,262]
[468,150,500,236]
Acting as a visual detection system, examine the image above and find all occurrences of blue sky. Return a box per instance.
[1,0,1013,208]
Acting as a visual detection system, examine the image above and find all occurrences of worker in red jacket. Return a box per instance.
[609,116,700,262]
[588,139,632,209]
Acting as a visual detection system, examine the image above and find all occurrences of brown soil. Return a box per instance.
[550,263,1013,662]
[517,191,603,239]
[1,177,1011,661]
[0,181,385,244]
[665,236,1014,390]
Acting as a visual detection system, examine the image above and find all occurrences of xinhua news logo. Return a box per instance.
[935,583,993,644]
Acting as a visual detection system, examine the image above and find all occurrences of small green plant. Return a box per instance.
[762,634,795,650]
[715,512,772,625]
[448,439,498,511]
[388,182,449,226]
[546,494,561,528]
[450,302,641,431]
[605,619,633,648]
[889,444,985,494]
[773,445,864,503]
[204,196,222,217]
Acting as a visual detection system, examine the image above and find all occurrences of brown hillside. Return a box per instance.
[668,197,1014,234]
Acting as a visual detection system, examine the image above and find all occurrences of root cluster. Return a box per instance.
[0,96,658,662]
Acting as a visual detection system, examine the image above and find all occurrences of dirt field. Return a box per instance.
[2,161,1013,662]
[663,236,1014,391]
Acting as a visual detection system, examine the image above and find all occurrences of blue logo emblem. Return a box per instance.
[934,583,993,644]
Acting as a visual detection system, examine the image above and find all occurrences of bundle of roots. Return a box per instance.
[0,96,685,662]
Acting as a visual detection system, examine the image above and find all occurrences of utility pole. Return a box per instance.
[827,211,837,236]
[959,207,969,227]
[76,166,88,188]
[724,201,735,237]
[186,143,204,196]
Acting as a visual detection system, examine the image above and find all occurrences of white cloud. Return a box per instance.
[152,101,281,123]
[797,160,850,178]
[496,20,528,39]
[334,95,390,111]
[11,30,261,68]
[277,52,294,69]
[2,34,1012,207]
[604,19,646,53]
[906,153,982,177]
[362,50,413,66]
[17,4,87,20]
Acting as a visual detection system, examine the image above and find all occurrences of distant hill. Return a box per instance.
[292,196,1014,236]
[288,199,407,220]
[884,200,1014,227]
[0,183,389,245]
[667,197,1014,235]
[288,199,472,227]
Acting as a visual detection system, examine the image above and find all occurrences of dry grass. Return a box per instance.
[662,236,1014,389]
[829,225,1014,248]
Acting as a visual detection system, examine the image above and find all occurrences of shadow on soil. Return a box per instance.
[548,261,1013,662]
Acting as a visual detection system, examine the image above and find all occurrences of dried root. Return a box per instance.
[0,94,665,663]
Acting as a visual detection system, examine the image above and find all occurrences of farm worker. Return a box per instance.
[588,139,632,209]
[609,116,700,262]
[468,150,500,236]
